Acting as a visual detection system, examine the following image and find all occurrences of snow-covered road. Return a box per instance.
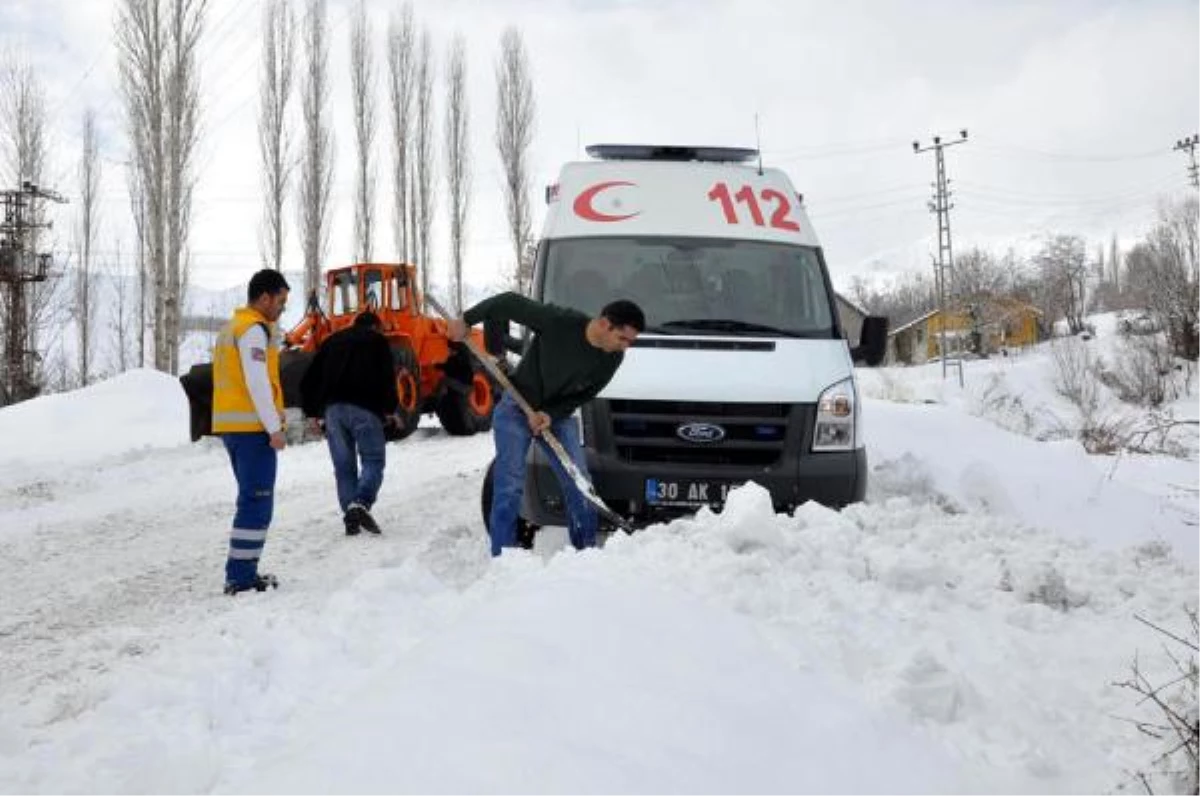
[0,367,1195,793]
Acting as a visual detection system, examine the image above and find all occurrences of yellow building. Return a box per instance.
[887,298,1042,364]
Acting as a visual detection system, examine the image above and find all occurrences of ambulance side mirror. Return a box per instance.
[851,316,888,367]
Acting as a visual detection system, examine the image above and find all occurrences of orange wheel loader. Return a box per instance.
[180,263,502,442]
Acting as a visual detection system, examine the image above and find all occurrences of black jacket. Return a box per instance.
[299,326,400,419]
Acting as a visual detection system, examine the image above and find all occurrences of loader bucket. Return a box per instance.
[179,350,315,443]
[279,349,315,409]
[179,363,214,442]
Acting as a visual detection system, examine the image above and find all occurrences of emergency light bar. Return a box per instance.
[585,144,759,163]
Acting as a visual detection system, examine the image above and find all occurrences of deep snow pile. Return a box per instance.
[0,330,1196,793]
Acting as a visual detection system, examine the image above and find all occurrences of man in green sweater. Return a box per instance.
[447,293,645,555]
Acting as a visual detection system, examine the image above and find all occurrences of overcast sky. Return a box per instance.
[1,0,1196,293]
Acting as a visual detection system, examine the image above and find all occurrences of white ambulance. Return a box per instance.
[499,144,886,533]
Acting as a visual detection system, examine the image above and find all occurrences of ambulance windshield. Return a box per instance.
[540,236,837,338]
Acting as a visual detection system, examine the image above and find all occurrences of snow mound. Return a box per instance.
[0,369,189,469]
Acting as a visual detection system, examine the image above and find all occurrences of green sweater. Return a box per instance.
[464,292,624,420]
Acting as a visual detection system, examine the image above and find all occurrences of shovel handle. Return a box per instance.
[424,293,632,532]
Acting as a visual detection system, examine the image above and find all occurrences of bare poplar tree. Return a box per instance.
[1109,233,1121,292]
[950,247,1010,305]
[385,2,415,261]
[0,56,46,190]
[413,28,435,300]
[1128,196,1200,359]
[444,34,470,312]
[349,0,376,263]
[298,0,333,297]
[258,0,295,271]
[494,26,536,294]
[164,0,204,376]
[127,171,149,366]
[105,239,136,374]
[75,108,101,385]
[116,0,206,375]
[1033,234,1089,335]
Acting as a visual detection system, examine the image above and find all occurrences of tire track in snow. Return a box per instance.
[0,426,495,723]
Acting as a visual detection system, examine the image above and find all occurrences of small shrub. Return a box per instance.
[1049,336,1100,415]
[1114,610,1199,795]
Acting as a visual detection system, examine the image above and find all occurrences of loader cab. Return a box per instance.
[328,268,361,316]
[326,264,414,318]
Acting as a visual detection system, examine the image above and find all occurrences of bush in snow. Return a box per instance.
[975,372,1046,440]
[1096,332,1188,408]
[1076,413,1138,456]
[1114,610,1199,795]
[998,560,1088,611]
[1048,336,1137,454]
[1049,336,1100,415]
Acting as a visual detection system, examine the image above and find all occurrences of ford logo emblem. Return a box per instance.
[676,422,726,444]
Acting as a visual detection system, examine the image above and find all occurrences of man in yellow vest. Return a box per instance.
[212,269,290,595]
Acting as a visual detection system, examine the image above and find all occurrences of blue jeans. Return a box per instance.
[222,432,277,586]
[324,402,387,513]
[489,392,597,556]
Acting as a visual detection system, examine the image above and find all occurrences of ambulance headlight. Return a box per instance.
[813,378,858,452]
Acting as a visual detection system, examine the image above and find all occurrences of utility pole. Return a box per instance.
[913,129,968,386]
[0,180,67,405]
[1174,134,1199,190]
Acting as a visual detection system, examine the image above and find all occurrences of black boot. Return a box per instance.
[224,573,279,595]
[347,503,381,534]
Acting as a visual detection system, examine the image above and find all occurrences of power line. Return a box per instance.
[969,135,1173,163]
[808,195,927,222]
[764,136,911,158]
[769,140,910,163]
[202,0,354,149]
[955,174,1183,208]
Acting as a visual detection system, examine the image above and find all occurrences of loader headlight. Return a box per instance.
[813,377,858,452]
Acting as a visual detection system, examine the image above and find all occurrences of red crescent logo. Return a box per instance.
[573,181,640,222]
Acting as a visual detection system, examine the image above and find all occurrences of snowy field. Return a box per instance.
[0,320,1196,794]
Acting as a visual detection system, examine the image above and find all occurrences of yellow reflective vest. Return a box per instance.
[212,307,284,433]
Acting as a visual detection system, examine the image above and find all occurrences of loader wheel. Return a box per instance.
[481,459,539,550]
[436,354,497,436]
[389,346,421,441]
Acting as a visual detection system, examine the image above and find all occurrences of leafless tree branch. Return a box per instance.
[349,0,376,263]
[75,108,101,384]
[116,0,206,375]
[297,0,333,296]
[258,0,295,272]
[494,26,536,294]
[413,28,435,303]
[385,2,415,262]
[444,34,469,313]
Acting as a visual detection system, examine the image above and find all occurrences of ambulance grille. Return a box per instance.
[604,399,792,467]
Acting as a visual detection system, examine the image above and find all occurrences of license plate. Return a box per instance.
[645,478,735,507]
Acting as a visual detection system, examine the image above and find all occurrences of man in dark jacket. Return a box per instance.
[447,293,644,556]
[300,312,401,535]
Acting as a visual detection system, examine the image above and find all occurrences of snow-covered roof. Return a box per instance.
[888,308,938,335]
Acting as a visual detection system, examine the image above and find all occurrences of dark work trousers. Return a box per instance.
[222,432,277,586]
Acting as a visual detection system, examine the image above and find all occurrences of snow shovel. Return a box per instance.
[423,294,632,533]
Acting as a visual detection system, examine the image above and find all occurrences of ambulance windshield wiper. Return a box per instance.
[657,318,806,337]
[641,324,683,335]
